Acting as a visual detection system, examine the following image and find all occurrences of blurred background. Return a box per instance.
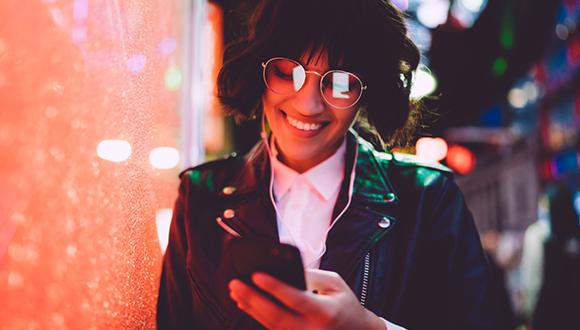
[0,0,578,328]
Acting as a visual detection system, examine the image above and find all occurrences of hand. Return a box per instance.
[228,269,386,330]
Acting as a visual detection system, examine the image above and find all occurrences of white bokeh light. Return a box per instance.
[523,81,539,102]
[573,191,580,224]
[392,0,409,11]
[149,147,180,170]
[156,208,173,253]
[96,140,132,162]
[508,88,527,108]
[459,0,485,12]
[410,67,437,98]
[416,137,448,163]
[417,0,449,29]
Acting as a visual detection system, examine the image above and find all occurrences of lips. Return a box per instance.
[280,109,329,134]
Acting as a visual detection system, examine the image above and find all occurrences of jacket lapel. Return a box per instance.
[321,132,399,280]
[216,141,279,241]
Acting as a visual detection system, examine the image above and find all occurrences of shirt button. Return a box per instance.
[384,192,396,203]
[223,209,235,219]
[378,217,392,228]
[222,186,236,195]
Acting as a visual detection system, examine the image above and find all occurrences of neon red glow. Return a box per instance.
[0,0,188,327]
[446,145,476,175]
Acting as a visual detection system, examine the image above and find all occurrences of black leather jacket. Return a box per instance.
[157,132,500,330]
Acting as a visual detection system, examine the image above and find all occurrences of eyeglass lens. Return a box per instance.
[263,58,363,108]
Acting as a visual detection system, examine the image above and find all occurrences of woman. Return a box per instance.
[157,0,499,329]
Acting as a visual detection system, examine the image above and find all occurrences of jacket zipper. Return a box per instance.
[360,251,370,306]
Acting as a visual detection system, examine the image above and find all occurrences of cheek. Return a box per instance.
[334,109,359,130]
[262,90,286,108]
[261,93,284,119]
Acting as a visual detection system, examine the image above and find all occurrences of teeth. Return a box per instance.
[286,115,322,131]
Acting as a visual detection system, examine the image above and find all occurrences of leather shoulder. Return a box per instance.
[178,153,242,192]
[391,152,454,175]
[358,137,452,175]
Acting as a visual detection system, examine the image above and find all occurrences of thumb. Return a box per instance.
[305,269,349,293]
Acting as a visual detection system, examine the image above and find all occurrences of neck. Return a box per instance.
[272,138,344,174]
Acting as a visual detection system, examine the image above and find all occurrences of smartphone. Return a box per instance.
[229,238,307,291]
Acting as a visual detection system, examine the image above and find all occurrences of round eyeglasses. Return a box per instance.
[261,57,367,109]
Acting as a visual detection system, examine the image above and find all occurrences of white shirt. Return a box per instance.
[270,138,345,268]
[269,136,406,330]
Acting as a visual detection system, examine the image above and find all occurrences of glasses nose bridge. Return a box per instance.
[304,69,323,77]
[298,68,327,95]
[292,69,326,113]
[301,69,324,88]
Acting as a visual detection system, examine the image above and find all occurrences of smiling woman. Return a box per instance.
[157,1,501,329]
[261,52,361,172]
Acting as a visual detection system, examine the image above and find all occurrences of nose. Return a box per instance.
[291,73,326,116]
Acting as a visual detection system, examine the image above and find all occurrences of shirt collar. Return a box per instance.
[270,137,346,201]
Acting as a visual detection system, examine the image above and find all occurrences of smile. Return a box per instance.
[283,111,326,132]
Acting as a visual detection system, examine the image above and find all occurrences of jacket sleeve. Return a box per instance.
[157,173,195,329]
[428,177,501,330]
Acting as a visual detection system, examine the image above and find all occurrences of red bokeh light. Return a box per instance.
[446,145,476,174]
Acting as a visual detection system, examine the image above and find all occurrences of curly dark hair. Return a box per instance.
[217,0,422,149]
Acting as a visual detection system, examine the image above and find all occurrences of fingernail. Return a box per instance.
[229,279,241,290]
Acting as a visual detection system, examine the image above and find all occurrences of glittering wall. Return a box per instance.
[0,0,186,327]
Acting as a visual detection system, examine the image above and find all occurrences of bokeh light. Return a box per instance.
[523,81,539,102]
[508,88,527,108]
[165,65,183,91]
[411,67,438,98]
[555,24,569,41]
[96,140,132,163]
[446,145,476,174]
[416,0,449,29]
[392,0,409,11]
[149,147,180,169]
[416,137,448,163]
[127,54,147,74]
[492,57,508,77]
[459,0,486,12]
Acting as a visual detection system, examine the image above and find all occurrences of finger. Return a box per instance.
[252,272,327,316]
[229,280,279,328]
[229,279,302,329]
[304,269,348,293]
[229,279,263,305]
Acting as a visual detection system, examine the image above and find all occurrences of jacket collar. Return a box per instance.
[231,130,398,203]
[218,130,399,246]
[351,133,399,205]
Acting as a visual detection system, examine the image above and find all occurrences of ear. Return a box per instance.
[260,108,270,139]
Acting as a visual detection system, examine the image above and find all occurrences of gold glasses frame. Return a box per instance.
[261,57,367,109]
